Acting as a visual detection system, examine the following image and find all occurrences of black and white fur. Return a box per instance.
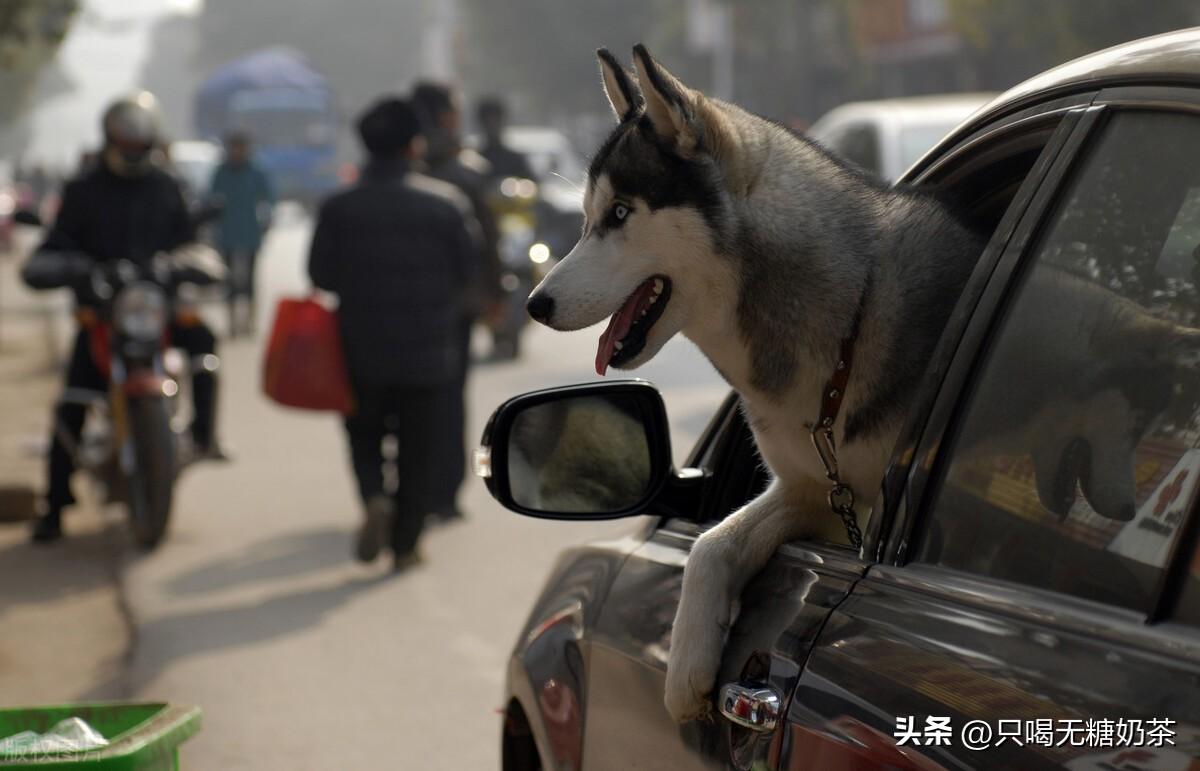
[526,45,985,722]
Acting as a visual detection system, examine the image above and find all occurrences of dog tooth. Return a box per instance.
[614,341,624,350]
[649,294,658,304]
[653,278,664,294]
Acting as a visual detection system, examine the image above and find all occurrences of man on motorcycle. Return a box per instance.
[21,92,227,543]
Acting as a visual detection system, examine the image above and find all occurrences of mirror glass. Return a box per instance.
[507,393,653,514]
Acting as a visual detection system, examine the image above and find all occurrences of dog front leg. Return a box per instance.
[664,479,825,723]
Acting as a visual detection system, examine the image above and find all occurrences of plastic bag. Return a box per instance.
[263,295,355,415]
[0,717,110,754]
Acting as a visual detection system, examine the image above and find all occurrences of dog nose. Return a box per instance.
[527,294,554,324]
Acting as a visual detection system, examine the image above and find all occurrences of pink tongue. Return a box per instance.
[595,280,656,375]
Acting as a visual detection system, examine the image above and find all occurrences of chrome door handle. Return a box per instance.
[718,683,782,732]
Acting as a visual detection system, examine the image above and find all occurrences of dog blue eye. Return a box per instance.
[614,204,629,221]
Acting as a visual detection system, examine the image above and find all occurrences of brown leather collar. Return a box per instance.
[816,274,872,432]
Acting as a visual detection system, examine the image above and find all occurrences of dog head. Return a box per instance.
[526,46,738,376]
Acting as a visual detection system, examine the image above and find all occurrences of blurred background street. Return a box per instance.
[0,204,729,769]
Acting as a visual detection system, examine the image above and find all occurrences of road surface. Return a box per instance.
[116,208,728,769]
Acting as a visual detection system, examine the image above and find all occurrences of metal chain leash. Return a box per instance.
[809,273,872,551]
[811,418,864,550]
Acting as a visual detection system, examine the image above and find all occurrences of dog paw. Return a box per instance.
[664,621,725,723]
[664,667,716,723]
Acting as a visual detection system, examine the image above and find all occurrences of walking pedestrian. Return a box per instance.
[209,130,273,338]
[476,96,535,182]
[308,96,480,569]
[411,81,503,523]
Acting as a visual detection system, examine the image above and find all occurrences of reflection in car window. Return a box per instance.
[916,111,1200,611]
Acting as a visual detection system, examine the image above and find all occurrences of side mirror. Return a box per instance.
[12,209,42,227]
[475,380,678,520]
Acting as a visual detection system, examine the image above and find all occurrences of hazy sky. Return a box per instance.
[24,0,200,165]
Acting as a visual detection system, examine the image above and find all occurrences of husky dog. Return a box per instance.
[525,44,985,722]
[524,45,1196,723]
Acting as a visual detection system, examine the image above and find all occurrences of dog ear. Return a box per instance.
[631,44,699,151]
[597,48,641,122]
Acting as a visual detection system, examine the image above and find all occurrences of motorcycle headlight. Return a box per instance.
[528,243,551,264]
[113,282,168,340]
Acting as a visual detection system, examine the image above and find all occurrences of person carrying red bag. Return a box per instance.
[307,96,481,569]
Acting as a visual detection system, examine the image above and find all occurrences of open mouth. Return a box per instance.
[595,275,672,375]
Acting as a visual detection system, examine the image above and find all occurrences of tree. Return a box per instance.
[948,0,1200,72]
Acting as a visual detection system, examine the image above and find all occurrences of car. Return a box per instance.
[807,93,994,182]
[477,27,1200,771]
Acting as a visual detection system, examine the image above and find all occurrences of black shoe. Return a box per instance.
[191,440,233,464]
[356,496,394,563]
[30,511,63,544]
[428,507,465,526]
[392,548,423,573]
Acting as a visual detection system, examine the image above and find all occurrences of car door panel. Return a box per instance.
[582,528,864,770]
[785,567,1200,770]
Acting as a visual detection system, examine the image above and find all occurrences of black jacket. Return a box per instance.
[480,142,535,182]
[21,163,198,300]
[308,159,480,388]
[424,147,502,308]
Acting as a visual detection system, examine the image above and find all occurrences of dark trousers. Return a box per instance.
[344,383,451,555]
[222,247,259,336]
[47,323,218,510]
[222,247,259,301]
[431,319,471,513]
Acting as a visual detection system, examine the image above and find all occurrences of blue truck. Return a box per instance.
[194,47,340,208]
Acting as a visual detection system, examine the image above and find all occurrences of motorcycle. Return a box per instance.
[488,176,541,360]
[61,255,220,549]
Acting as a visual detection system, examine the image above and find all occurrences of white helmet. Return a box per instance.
[101,91,163,176]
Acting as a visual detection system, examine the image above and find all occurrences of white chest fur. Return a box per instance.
[741,386,897,518]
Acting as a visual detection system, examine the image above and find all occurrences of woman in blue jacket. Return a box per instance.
[209,131,274,337]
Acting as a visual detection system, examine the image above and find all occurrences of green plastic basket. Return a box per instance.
[0,703,201,770]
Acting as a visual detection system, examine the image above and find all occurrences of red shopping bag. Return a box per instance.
[263,295,355,415]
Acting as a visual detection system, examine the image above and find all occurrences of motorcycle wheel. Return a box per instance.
[126,396,176,550]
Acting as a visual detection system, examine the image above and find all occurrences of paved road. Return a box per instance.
[0,241,130,710]
[118,210,728,769]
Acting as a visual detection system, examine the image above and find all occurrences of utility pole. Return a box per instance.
[687,0,734,101]
[421,0,457,80]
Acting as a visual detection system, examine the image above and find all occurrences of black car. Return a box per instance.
[479,29,1200,770]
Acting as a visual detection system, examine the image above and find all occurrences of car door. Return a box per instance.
[785,93,1200,769]
[579,393,868,770]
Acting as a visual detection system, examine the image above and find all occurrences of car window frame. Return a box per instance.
[655,390,772,540]
[893,86,1200,628]
[868,95,1098,562]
